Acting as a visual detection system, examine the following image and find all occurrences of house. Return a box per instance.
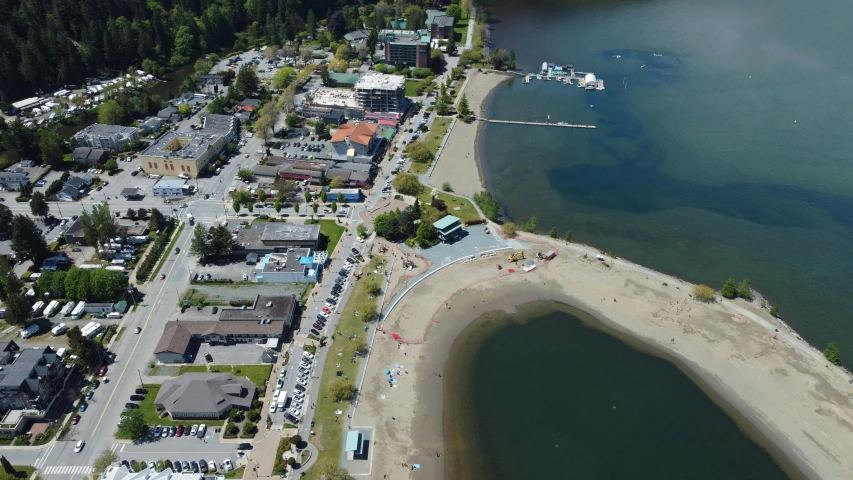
[275,159,334,184]
[239,98,262,108]
[300,107,345,126]
[325,168,371,187]
[19,160,35,168]
[152,179,189,196]
[59,175,93,201]
[252,249,326,283]
[154,373,256,419]
[426,9,455,40]
[73,124,139,151]
[0,343,72,411]
[344,29,369,47]
[156,106,180,123]
[0,410,44,436]
[139,114,238,178]
[139,117,163,133]
[154,295,297,363]
[58,184,82,202]
[433,215,464,242]
[330,122,380,161]
[71,147,110,165]
[233,223,322,252]
[354,73,407,113]
[0,171,30,191]
[65,175,94,191]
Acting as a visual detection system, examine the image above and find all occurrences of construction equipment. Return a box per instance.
[508,251,525,262]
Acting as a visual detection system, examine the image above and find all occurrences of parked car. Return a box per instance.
[98,366,108,376]
[71,414,81,425]
[199,460,208,473]
[125,402,139,409]
[86,391,94,400]
[190,424,198,436]
[223,459,234,471]
[130,395,144,401]
[173,460,182,472]
[135,388,148,394]
[309,329,320,336]
[238,443,253,450]
[153,426,162,436]
[182,461,190,472]
[161,426,169,437]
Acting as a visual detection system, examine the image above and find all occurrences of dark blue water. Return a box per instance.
[446,304,790,479]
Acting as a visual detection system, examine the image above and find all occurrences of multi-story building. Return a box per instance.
[138,114,237,178]
[426,9,456,40]
[354,73,406,114]
[330,122,380,160]
[0,343,70,411]
[380,29,432,68]
[73,124,139,151]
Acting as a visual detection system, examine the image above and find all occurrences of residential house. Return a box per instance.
[0,343,72,411]
[156,106,180,123]
[71,147,110,165]
[73,124,139,151]
[0,170,30,191]
[139,117,163,134]
[344,29,369,48]
[426,9,455,40]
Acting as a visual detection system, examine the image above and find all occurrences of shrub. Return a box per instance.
[502,222,516,236]
[442,182,453,192]
[472,191,500,221]
[769,305,779,317]
[692,284,715,302]
[824,342,841,365]
[720,278,737,299]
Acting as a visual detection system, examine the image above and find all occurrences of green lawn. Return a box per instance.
[135,385,224,427]
[176,364,272,389]
[316,219,345,254]
[417,190,481,223]
[303,258,384,480]
[409,117,452,174]
[405,79,421,97]
[454,18,469,43]
[8,466,35,479]
[224,465,245,478]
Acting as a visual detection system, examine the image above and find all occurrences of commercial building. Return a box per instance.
[152,178,190,196]
[154,295,297,363]
[71,147,110,165]
[328,188,363,203]
[234,222,321,252]
[251,249,326,283]
[330,122,380,160]
[300,106,346,126]
[0,171,30,191]
[139,114,237,178]
[354,73,407,114]
[73,124,139,151]
[121,187,144,200]
[0,343,71,411]
[306,88,365,119]
[380,29,432,68]
[154,373,256,419]
[433,215,464,242]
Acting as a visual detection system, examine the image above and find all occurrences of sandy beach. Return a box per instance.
[353,236,853,480]
[427,71,513,197]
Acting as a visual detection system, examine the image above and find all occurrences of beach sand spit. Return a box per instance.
[353,238,853,480]
[428,71,513,198]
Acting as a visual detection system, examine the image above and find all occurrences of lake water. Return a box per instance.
[445,303,790,480]
[479,0,853,355]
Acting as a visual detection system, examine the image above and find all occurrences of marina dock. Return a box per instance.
[519,62,605,90]
[481,119,596,129]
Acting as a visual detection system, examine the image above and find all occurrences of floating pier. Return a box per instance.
[481,119,596,129]
[518,62,605,90]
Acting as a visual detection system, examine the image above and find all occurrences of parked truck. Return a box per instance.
[276,391,287,409]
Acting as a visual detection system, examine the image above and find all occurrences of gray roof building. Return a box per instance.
[73,124,139,151]
[154,373,256,419]
[219,295,297,325]
[71,147,110,164]
[0,344,70,411]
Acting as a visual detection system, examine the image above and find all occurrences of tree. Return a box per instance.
[92,448,119,475]
[0,259,22,301]
[320,190,328,204]
[392,173,424,195]
[0,204,12,238]
[11,215,49,263]
[357,224,368,239]
[105,158,119,173]
[720,278,738,299]
[39,128,64,168]
[235,64,260,97]
[502,222,516,236]
[331,202,338,214]
[692,284,715,302]
[98,99,125,125]
[190,224,212,260]
[548,227,558,238]
[824,342,841,365]
[563,230,573,242]
[177,104,192,117]
[149,208,165,230]
[137,208,148,219]
[79,202,118,249]
[769,305,780,317]
[458,93,471,119]
[258,190,267,203]
[294,202,300,216]
[237,169,253,182]
[329,176,346,188]
[207,97,226,114]
[116,409,145,441]
[446,4,462,18]
[365,280,382,297]
[404,5,427,30]
[29,191,49,219]
[519,217,538,232]
[0,456,14,475]
[327,11,347,38]
[208,225,234,259]
[315,121,327,138]
[311,203,319,218]
[285,113,301,128]
[330,378,357,402]
[274,202,282,214]
[241,421,256,435]
[232,200,241,214]
[416,221,438,247]
[4,294,30,327]
[736,279,753,300]
[430,49,446,73]
[353,338,368,355]
[317,461,354,480]
[405,141,433,164]
[273,67,297,89]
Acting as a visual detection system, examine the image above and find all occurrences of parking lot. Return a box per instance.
[268,137,333,161]
[270,343,312,427]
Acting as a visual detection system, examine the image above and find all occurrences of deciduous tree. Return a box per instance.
[11,215,49,263]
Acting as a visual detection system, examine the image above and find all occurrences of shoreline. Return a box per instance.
[353,238,853,479]
[427,71,512,197]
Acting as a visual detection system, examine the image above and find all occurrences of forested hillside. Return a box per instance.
[0,0,346,107]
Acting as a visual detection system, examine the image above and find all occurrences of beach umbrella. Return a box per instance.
[385,369,391,374]
[391,333,401,340]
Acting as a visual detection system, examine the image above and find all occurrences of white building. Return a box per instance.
[73,124,139,151]
[354,73,406,113]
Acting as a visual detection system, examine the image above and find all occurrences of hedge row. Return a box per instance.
[135,220,176,281]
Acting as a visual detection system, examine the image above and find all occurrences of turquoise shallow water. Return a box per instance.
[447,304,790,480]
[479,0,853,354]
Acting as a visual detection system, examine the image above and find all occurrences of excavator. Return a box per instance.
[508,251,525,262]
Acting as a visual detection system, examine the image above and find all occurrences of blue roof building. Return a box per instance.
[433,215,464,242]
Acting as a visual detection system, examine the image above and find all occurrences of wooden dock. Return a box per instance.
[480,119,596,129]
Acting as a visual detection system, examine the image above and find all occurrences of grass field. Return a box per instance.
[417,190,481,223]
[316,219,345,254]
[176,364,272,388]
[303,257,385,480]
[454,18,469,43]
[409,117,452,174]
[405,79,421,97]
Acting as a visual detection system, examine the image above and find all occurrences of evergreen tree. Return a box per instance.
[11,215,49,264]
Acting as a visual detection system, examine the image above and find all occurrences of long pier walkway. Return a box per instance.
[480,119,596,129]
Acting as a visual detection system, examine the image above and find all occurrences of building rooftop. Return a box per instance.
[155,372,255,414]
[219,295,297,323]
[433,215,462,230]
[310,88,360,109]
[75,123,137,138]
[331,123,378,146]
[345,29,369,41]
[355,73,406,91]
[0,347,56,391]
[261,223,321,243]
[153,178,189,190]
[380,29,431,45]
[141,114,234,160]
[154,321,288,354]
[257,249,313,273]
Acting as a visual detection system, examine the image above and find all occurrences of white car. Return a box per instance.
[148,461,156,471]
[269,403,277,413]
[288,407,301,416]
[324,302,335,310]
[279,370,286,377]
[223,459,234,471]
[357,237,365,243]
[190,424,199,436]
[198,424,207,437]
[319,311,331,319]
[302,352,314,360]
[274,389,281,397]
[296,378,308,386]
[293,391,305,400]
[74,440,84,453]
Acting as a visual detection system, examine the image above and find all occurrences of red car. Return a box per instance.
[71,414,81,425]
[321,306,331,314]
[98,366,107,377]
[313,322,323,330]
[176,425,184,437]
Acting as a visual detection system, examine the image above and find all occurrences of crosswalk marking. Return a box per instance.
[42,465,94,475]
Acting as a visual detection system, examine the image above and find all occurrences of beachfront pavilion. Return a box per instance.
[433,215,464,243]
[345,430,366,460]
